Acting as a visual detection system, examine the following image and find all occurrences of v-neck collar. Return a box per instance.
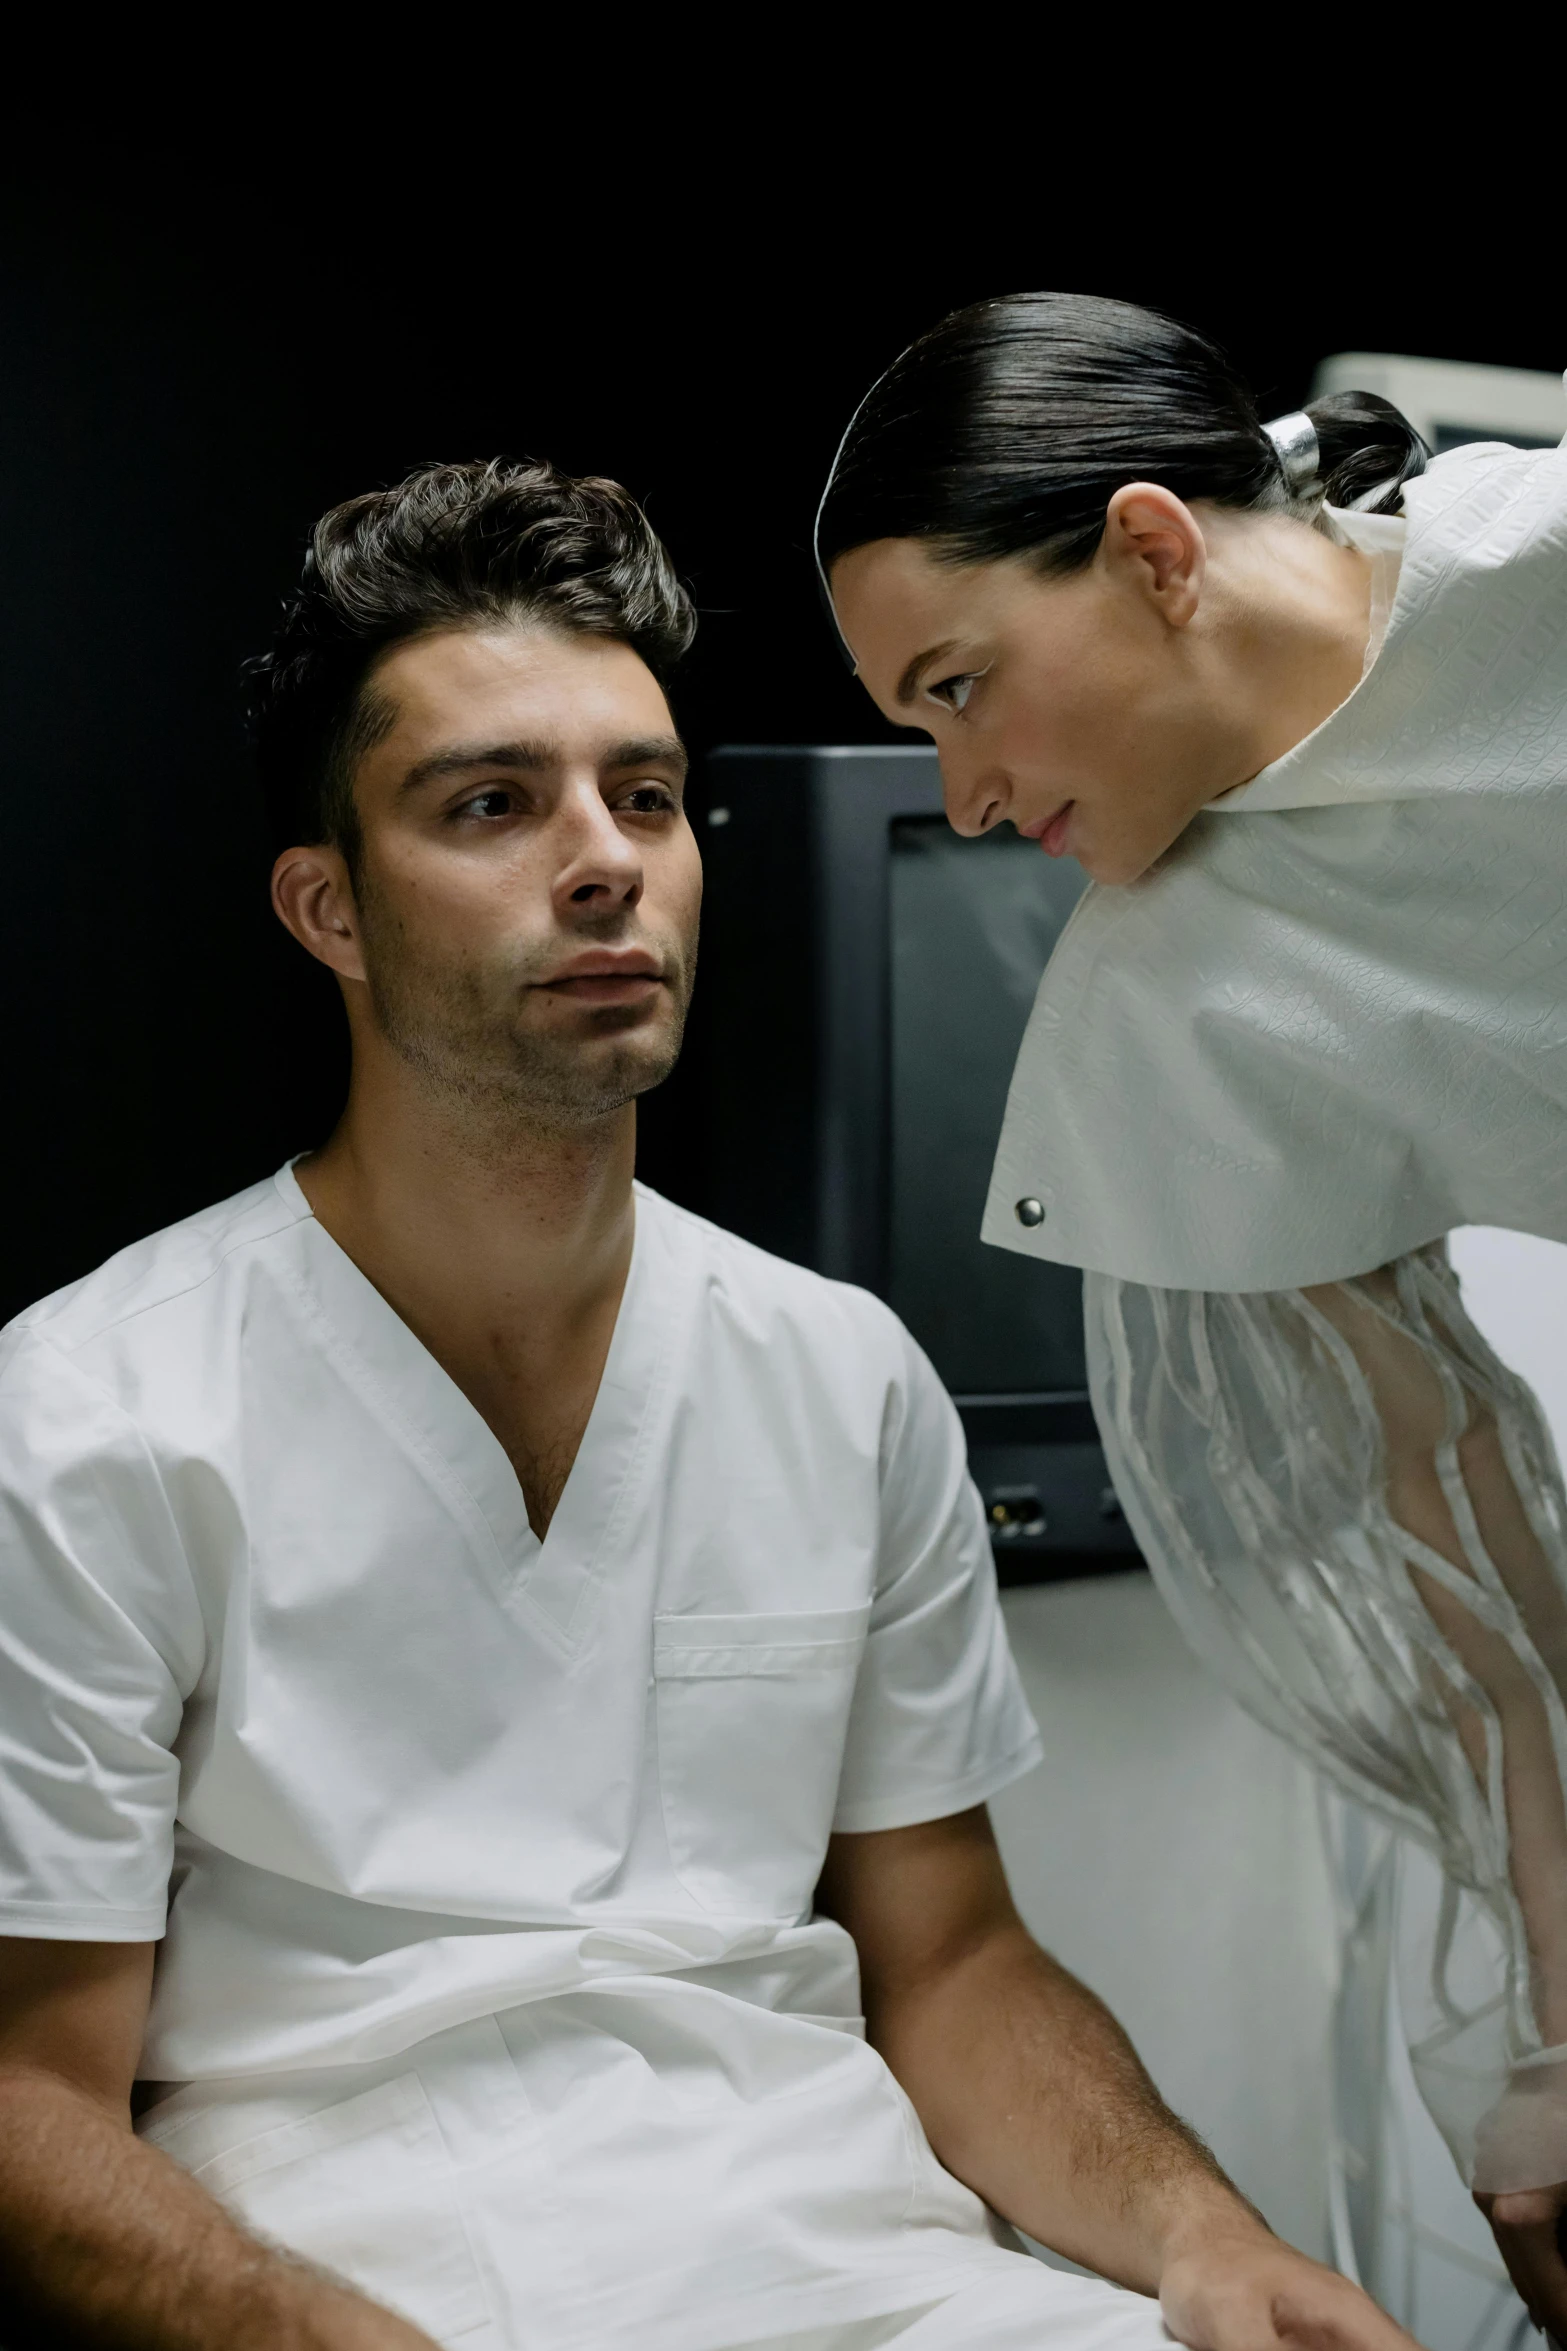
[269,1162,674,1659]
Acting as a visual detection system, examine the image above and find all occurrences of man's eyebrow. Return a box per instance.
[400,741,560,793]
[895,643,958,708]
[604,735,688,781]
[398,735,687,794]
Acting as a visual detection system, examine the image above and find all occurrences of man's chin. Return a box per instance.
[503,1019,686,1120]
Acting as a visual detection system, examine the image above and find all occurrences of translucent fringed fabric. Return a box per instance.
[1085,1249,1567,2193]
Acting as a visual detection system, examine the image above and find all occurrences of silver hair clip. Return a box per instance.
[1265,410,1321,500]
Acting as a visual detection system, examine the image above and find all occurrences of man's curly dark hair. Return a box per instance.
[242,458,696,866]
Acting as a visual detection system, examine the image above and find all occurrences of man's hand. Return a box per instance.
[1475,2180,1567,2338]
[819,1811,1422,2345]
[1160,2215,1423,2348]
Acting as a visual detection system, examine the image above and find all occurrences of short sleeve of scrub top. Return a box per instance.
[832,1321,1042,1835]
[0,1334,201,1940]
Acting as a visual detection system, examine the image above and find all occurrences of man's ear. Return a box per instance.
[1099,482,1206,629]
[271,843,367,984]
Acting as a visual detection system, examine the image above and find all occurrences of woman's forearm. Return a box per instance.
[0,2065,435,2351]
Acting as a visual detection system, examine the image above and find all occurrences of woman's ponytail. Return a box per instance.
[1304,389,1430,515]
[817,294,1433,577]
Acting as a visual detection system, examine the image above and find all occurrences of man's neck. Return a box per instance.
[300,1083,637,1318]
[295,1058,639,1538]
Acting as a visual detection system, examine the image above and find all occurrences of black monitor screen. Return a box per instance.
[1432,424,1558,452]
[887,818,1089,1398]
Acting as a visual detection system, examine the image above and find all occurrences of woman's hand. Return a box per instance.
[1475,2180,1567,2338]
[1161,2221,1423,2349]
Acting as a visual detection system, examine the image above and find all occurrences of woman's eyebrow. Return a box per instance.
[896,643,959,707]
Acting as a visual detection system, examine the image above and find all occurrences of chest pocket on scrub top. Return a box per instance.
[653,1605,871,1917]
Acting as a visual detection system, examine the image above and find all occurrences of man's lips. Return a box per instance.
[536,952,664,1004]
[1019,802,1075,859]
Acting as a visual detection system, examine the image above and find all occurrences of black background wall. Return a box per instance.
[0,182,1554,1324]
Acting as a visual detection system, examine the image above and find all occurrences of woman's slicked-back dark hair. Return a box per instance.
[243,458,696,862]
[816,292,1428,581]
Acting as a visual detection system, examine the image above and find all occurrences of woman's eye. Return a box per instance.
[928,671,979,716]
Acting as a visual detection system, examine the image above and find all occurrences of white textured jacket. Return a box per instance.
[983,438,1567,1291]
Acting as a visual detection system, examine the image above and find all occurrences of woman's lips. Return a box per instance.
[1021,803,1074,858]
[1040,804,1073,858]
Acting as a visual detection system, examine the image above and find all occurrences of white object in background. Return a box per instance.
[1448,1225,1567,1467]
[1310,352,1566,450]
[1322,1807,1521,2348]
[993,1577,1337,2266]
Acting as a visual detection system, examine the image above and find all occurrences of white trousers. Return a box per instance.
[732,2267,1168,2348]
[141,2008,1167,2351]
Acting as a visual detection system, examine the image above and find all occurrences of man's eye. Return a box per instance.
[458,788,515,820]
[928,672,979,716]
[622,785,674,814]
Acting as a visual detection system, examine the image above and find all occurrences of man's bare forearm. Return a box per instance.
[0,2066,435,2350]
[866,1918,1261,2291]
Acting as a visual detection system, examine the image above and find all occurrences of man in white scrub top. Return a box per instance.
[0,462,1415,2351]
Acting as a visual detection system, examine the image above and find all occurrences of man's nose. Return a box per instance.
[942,751,1008,840]
[553,787,643,913]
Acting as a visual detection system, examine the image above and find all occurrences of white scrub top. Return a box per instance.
[983,438,1567,1291]
[0,1168,1043,2342]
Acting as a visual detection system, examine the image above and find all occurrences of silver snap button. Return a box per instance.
[1014,1197,1045,1228]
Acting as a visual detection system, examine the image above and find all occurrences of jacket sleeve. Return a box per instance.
[1086,1247,1567,2195]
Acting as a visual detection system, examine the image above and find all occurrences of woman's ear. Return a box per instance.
[271,844,368,984]
[1099,482,1206,629]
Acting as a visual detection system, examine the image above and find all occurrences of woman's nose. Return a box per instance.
[943,755,1008,839]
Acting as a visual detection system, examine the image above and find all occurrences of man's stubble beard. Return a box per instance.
[356,882,695,1134]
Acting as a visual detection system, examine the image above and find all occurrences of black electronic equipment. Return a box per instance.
[697,745,1140,1585]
